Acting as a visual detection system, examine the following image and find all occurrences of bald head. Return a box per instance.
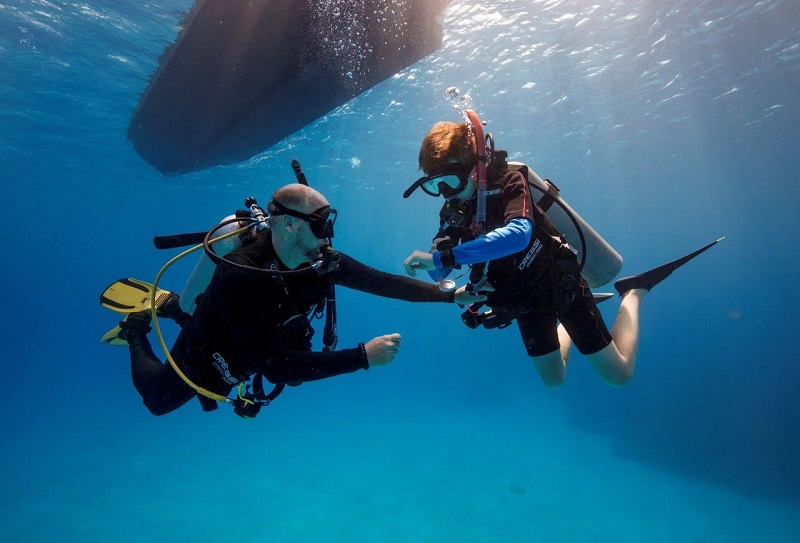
[269,183,329,214]
[267,183,332,268]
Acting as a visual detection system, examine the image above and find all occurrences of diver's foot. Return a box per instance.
[118,311,152,342]
[100,312,152,346]
[100,324,126,346]
[614,263,677,296]
[614,237,724,296]
[156,293,187,323]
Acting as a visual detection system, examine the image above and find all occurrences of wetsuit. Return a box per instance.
[431,155,612,357]
[129,230,454,416]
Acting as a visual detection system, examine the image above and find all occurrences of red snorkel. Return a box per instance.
[465,109,488,234]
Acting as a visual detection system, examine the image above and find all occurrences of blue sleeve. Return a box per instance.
[433,217,533,267]
[427,267,453,282]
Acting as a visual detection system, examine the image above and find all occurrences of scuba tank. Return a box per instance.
[178,197,267,315]
[178,212,248,315]
[462,109,621,288]
[508,161,622,288]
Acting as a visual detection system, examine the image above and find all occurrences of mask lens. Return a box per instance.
[273,200,337,240]
[421,173,466,197]
[406,163,471,198]
[310,207,336,239]
[436,175,467,198]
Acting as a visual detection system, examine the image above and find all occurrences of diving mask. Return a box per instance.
[270,200,337,239]
[403,163,472,199]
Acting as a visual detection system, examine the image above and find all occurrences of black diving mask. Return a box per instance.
[271,200,337,239]
[403,163,472,199]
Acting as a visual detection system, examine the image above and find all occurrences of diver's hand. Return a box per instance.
[454,285,487,306]
[365,333,402,366]
[404,250,435,276]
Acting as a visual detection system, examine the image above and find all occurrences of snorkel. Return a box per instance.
[465,109,488,234]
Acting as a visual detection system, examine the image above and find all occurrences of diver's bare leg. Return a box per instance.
[585,288,646,386]
[530,324,572,387]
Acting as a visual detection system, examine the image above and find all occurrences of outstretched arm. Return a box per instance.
[335,252,455,302]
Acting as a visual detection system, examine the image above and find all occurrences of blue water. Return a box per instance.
[2,0,799,540]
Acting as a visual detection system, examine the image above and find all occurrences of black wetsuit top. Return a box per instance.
[180,230,453,392]
[440,161,564,311]
[435,156,611,356]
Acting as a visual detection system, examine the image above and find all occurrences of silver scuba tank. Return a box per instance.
[509,161,622,288]
[178,214,246,315]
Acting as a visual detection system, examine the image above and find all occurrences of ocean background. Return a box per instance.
[2,0,799,541]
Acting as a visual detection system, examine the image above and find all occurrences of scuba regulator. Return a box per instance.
[461,302,514,330]
[233,375,286,419]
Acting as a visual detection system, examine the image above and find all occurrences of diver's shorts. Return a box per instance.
[516,283,612,357]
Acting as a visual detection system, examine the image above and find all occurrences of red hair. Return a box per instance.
[418,122,477,174]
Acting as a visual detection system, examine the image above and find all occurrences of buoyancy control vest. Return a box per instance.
[434,152,621,302]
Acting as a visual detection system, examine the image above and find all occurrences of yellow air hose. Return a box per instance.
[149,225,250,404]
